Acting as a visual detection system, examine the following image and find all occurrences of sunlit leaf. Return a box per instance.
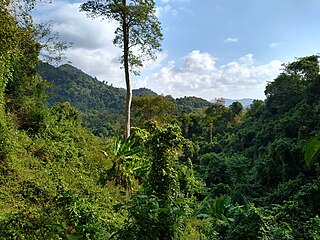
[303,134,320,168]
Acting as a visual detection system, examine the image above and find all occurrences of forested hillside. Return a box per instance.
[38,62,213,136]
[38,62,254,138]
[1,0,320,239]
[38,62,126,136]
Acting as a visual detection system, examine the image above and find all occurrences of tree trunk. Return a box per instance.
[123,0,131,139]
[124,66,131,139]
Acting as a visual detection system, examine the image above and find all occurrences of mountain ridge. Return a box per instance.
[41,63,254,106]
[38,62,254,135]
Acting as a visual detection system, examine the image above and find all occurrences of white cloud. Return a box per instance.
[184,50,215,71]
[156,5,192,17]
[269,42,285,48]
[135,52,282,100]
[225,38,238,43]
[33,0,124,85]
[65,47,124,85]
[34,1,117,49]
[144,51,169,69]
[156,5,178,17]
[33,0,167,88]
[239,53,254,65]
[33,1,282,100]
[156,0,192,17]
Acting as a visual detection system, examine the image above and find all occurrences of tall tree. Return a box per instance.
[80,0,163,139]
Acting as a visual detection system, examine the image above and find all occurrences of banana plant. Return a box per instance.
[102,136,141,192]
[113,136,141,158]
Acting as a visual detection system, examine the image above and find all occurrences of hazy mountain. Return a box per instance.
[224,98,254,107]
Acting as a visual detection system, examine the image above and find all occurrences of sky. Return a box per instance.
[32,0,320,100]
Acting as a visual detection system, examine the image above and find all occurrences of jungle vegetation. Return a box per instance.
[0,0,319,239]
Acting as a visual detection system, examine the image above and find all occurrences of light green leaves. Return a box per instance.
[303,134,320,168]
[113,136,141,158]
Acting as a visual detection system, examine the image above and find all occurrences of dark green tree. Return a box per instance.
[80,0,163,139]
[0,1,19,107]
[146,123,185,239]
[132,95,178,128]
[265,55,319,114]
[0,0,50,134]
[205,102,233,143]
[229,101,243,115]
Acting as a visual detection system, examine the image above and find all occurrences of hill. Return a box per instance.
[38,63,257,136]
[38,63,215,135]
[38,62,126,136]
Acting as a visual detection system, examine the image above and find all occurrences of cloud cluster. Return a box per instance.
[135,51,282,100]
[33,1,283,100]
[156,0,193,18]
[33,0,124,85]
[33,0,175,86]
[156,5,178,17]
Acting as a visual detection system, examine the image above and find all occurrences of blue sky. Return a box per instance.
[33,0,320,100]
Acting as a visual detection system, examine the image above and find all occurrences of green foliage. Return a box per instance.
[133,87,158,96]
[229,101,243,115]
[39,62,221,138]
[113,136,141,158]
[103,136,141,191]
[175,96,211,114]
[303,134,320,168]
[132,94,178,128]
[0,102,126,238]
[174,55,320,239]
[119,194,161,240]
[0,2,18,104]
[265,55,319,115]
[199,153,230,188]
[144,123,197,239]
[112,123,196,239]
[305,215,320,240]
[146,123,183,200]
[2,1,320,238]
[286,55,319,82]
[179,112,204,142]
[0,8,126,236]
[117,194,190,240]
[38,62,125,137]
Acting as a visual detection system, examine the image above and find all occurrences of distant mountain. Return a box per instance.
[38,63,255,135]
[224,98,254,107]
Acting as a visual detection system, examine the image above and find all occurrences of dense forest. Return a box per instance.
[37,62,213,137]
[1,0,320,239]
